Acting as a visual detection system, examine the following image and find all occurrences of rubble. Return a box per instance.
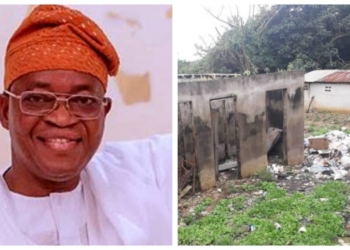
[341,156,350,170]
[299,130,350,181]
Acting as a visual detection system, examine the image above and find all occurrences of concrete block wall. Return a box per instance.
[178,71,305,191]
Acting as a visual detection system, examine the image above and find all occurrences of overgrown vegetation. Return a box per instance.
[178,181,350,245]
[179,5,350,75]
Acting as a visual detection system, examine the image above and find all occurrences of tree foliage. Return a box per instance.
[179,5,350,74]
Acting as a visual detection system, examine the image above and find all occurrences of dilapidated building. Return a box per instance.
[178,71,305,191]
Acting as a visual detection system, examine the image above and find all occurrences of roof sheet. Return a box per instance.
[305,70,350,83]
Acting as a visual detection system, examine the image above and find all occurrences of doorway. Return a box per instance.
[266,89,287,162]
[209,95,239,178]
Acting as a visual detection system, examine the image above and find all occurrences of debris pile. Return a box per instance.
[267,130,350,181]
[304,131,350,180]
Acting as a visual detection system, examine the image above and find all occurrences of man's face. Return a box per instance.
[0,70,111,182]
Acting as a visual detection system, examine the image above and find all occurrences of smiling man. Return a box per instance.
[0,5,172,245]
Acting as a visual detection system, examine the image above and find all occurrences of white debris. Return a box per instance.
[333,169,348,180]
[268,164,285,174]
[326,130,347,140]
[253,190,263,196]
[217,188,222,193]
[319,198,329,202]
[298,226,306,233]
[310,165,328,174]
[178,221,186,228]
[312,157,324,166]
[338,239,349,246]
[340,155,350,169]
[278,165,284,173]
[200,211,209,216]
[274,222,281,230]
[228,204,234,212]
[267,165,273,173]
[341,127,348,131]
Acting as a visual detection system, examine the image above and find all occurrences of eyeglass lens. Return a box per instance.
[20,92,103,118]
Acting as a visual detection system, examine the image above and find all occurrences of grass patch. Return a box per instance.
[178,181,349,245]
[241,183,259,192]
[305,124,346,137]
[183,197,213,225]
[256,168,275,182]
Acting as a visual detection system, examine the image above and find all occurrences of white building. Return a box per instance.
[304,70,350,113]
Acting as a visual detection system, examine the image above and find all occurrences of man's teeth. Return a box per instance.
[46,138,73,143]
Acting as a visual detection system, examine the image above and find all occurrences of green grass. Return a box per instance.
[307,125,329,136]
[194,198,213,216]
[305,124,350,137]
[178,181,350,245]
[256,169,275,182]
[183,197,214,225]
[241,183,259,192]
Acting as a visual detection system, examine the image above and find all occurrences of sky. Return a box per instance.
[176,4,253,62]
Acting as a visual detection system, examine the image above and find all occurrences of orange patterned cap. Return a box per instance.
[4,5,120,90]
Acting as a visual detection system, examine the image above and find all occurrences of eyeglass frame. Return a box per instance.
[3,90,110,120]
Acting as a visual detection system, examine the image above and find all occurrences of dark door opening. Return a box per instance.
[266,89,287,162]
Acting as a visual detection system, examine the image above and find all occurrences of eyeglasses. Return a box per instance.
[4,90,108,120]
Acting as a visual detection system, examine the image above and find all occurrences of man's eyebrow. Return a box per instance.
[26,81,51,89]
[71,84,96,92]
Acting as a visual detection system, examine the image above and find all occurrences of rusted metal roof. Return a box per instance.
[305,70,350,83]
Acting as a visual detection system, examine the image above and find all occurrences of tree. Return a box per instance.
[251,5,350,72]
[181,5,350,74]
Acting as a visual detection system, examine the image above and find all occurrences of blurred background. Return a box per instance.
[0,5,172,169]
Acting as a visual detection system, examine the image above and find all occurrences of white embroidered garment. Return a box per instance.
[6,182,88,245]
[0,134,172,245]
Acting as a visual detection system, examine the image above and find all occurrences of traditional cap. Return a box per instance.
[4,5,120,90]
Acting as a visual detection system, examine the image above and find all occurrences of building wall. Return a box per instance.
[0,5,172,170]
[304,83,350,113]
[178,71,305,190]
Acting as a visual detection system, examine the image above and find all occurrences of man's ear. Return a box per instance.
[104,97,112,116]
[0,94,9,130]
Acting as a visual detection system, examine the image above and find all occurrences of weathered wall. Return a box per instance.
[178,71,305,190]
[304,83,350,113]
[178,102,195,166]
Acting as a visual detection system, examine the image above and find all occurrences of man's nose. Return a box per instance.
[42,100,79,127]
